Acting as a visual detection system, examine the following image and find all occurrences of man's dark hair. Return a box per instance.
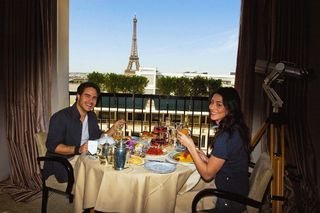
[76,82,101,97]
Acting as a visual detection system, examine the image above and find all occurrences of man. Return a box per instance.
[43,82,125,182]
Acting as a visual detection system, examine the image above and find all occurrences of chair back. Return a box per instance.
[247,152,273,213]
[191,152,272,213]
[35,132,48,157]
[35,131,74,213]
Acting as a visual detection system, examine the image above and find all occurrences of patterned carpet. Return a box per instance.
[0,191,73,213]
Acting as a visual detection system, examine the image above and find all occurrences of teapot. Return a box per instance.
[114,141,129,170]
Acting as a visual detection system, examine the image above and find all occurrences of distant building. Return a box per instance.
[162,71,235,88]
[69,72,87,91]
[69,72,87,83]
[135,67,159,94]
[136,67,235,94]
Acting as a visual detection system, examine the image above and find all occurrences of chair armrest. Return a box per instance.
[249,161,255,168]
[37,156,74,194]
[192,188,261,212]
[248,161,255,176]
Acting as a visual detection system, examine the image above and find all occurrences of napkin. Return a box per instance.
[99,135,116,145]
[88,140,98,154]
[178,164,201,194]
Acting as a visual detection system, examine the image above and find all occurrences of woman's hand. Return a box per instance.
[177,130,196,150]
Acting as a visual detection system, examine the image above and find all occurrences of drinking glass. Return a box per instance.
[99,155,107,165]
[106,145,114,165]
[169,127,177,145]
[176,122,189,152]
[97,144,107,165]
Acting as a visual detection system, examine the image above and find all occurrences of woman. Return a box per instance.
[177,87,250,212]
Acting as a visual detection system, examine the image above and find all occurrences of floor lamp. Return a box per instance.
[251,60,306,212]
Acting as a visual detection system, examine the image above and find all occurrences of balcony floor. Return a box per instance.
[0,191,73,213]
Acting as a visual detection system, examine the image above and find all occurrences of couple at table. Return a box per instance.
[44,81,250,213]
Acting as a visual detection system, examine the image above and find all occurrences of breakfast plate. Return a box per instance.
[166,151,194,164]
[127,155,144,165]
[144,161,176,174]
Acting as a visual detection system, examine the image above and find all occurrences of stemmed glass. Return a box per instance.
[169,127,177,145]
[113,127,123,143]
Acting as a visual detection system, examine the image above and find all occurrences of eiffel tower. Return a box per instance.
[125,15,140,75]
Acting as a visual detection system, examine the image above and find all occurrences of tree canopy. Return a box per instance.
[156,75,222,97]
[87,72,148,94]
[87,72,222,96]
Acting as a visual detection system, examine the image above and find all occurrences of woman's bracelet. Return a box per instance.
[74,146,80,155]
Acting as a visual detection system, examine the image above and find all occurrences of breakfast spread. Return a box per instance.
[146,146,164,155]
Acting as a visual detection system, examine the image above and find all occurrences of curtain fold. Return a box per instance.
[234,0,258,131]
[0,0,54,202]
[235,0,319,211]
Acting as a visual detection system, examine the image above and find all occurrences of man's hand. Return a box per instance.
[113,119,125,129]
[79,142,88,154]
[106,119,126,136]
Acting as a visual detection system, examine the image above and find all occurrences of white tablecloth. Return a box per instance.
[74,154,194,213]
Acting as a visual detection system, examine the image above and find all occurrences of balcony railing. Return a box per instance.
[69,92,215,151]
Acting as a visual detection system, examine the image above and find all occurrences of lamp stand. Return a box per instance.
[251,112,285,213]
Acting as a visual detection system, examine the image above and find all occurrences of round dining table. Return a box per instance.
[74,153,195,213]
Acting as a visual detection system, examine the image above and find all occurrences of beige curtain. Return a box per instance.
[235,0,318,211]
[0,0,54,201]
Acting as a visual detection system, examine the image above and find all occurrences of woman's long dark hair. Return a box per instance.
[209,87,250,153]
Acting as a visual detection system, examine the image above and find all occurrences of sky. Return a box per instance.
[69,0,241,75]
